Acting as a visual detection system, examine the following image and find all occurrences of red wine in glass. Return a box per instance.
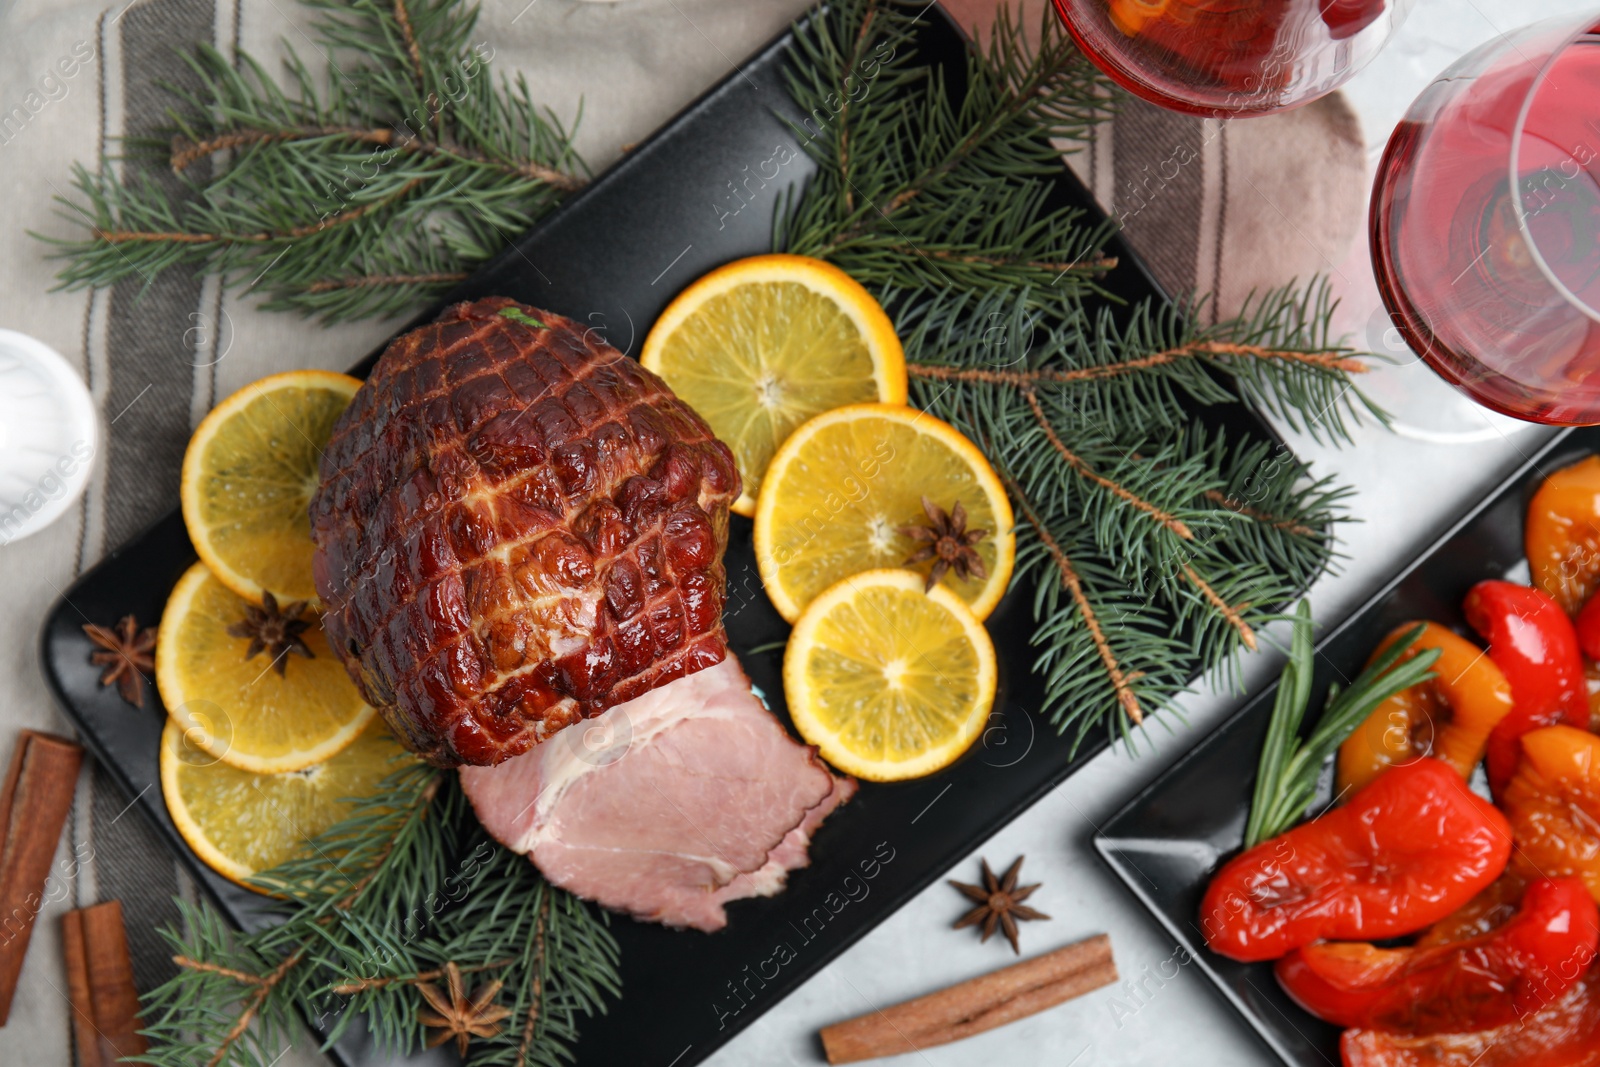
[1052,0,1412,116]
[1371,15,1600,425]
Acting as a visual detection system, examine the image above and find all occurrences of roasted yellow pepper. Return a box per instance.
[1336,622,1513,794]
[1527,455,1600,615]
[1503,725,1600,902]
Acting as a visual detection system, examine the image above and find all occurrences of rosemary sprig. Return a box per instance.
[1243,603,1441,849]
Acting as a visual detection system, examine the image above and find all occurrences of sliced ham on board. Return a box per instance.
[461,654,855,931]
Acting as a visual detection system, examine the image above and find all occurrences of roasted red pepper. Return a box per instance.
[1576,591,1600,662]
[1336,623,1513,794]
[1200,759,1511,962]
[1275,877,1598,1032]
[1527,455,1600,616]
[1463,581,1590,795]
[1341,966,1600,1067]
[1503,725,1600,902]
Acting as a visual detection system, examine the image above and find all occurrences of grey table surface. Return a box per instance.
[1,0,1594,1065]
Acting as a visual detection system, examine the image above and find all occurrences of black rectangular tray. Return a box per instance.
[39,7,1309,1066]
[1094,425,1589,1067]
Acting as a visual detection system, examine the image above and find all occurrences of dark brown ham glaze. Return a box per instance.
[309,297,740,767]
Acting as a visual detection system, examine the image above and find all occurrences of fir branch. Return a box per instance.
[328,958,515,994]
[205,948,307,1067]
[907,338,1366,387]
[167,124,583,188]
[173,957,271,986]
[93,175,427,245]
[872,265,1363,747]
[1021,387,1194,540]
[41,0,585,320]
[779,0,1118,302]
[779,0,1377,745]
[1207,282,1388,445]
[391,0,431,105]
[896,282,1377,445]
[1007,476,1145,725]
[1180,564,1257,651]
[1204,490,1319,538]
[132,762,619,1067]
[515,896,548,1063]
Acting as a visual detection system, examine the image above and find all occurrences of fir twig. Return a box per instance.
[205,948,306,1067]
[1204,490,1319,537]
[784,3,1376,748]
[41,0,585,320]
[1181,564,1257,651]
[131,762,620,1067]
[779,0,1118,302]
[1007,476,1145,725]
[906,339,1367,387]
[329,958,516,994]
[1022,387,1194,540]
[516,895,549,1062]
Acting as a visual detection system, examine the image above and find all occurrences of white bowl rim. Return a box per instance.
[0,328,99,546]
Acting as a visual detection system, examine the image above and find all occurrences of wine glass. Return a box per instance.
[1370,11,1600,425]
[1052,0,1415,117]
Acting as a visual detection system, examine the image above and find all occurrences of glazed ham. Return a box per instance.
[309,297,739,767]
[460,655,856,931]
[311,296,853,928]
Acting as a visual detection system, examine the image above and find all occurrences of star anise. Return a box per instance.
[226,592,314,676]
[415,962,513,1057]
[82,615,157,707]
[899,496,989,592]
[949,855,1050,954]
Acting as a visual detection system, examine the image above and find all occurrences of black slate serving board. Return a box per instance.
[39,6,1312,1065]
[1095,425,1588,1067]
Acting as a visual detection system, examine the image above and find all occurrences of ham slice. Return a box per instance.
[460,655,855,931]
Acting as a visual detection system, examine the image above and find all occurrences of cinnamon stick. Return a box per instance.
[70,901,146,1061]
[819,934,1118,1064]
[61,909,104,1067]
[0,730,82,1023]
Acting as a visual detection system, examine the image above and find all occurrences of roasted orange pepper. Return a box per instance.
[1413,872,1527,948]
[1503,725,1600,902]
[1527,455,1600,615]
[1336,622,1514,795]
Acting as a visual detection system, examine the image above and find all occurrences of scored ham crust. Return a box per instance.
[312,295,855,930]
[309,297,740,767]
[460,655,856,931]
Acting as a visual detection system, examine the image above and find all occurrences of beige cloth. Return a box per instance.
[945,0,1366,320]
[0,0,1365,1062]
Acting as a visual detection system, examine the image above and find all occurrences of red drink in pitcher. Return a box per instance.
[1371,17,1600,424]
